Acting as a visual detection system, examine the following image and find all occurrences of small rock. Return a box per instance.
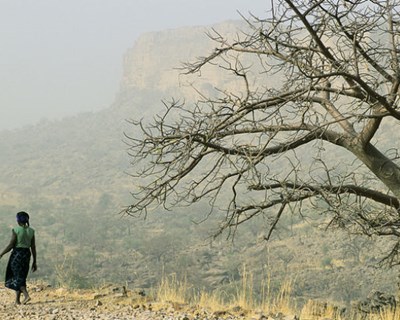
[213,310,227,316]
[51,308,59,314]
[283,315,299,320]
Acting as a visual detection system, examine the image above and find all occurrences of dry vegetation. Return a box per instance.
[1,276,397,320]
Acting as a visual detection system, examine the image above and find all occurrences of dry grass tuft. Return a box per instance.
[194,290,227,312]
[156,273,189,305]
[300,299,345,320]
[152,268,400,320]
[154,265,296,317]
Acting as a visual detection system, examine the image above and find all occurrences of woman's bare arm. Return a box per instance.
[0,231,17,258]
[31,235,37,271]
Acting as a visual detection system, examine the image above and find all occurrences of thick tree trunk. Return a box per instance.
[351,143,400,200]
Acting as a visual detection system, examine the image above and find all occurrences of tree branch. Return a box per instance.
[249,182,400,209]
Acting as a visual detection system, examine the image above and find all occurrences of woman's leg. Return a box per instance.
[20,286,30,304]
[15,291,21,305]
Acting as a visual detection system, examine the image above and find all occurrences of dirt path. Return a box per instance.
[0,284,253,320]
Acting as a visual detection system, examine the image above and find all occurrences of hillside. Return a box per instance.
[0,281,398,320]
[0,20,399,311]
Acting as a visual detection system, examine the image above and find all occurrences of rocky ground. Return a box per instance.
[0,283,300,320]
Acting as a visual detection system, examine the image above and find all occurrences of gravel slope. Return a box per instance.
[0,284,270,320]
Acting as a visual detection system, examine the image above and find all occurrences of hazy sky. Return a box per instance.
[0,0,268,131]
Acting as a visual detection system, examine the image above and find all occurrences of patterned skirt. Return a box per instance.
[5,247,31,291]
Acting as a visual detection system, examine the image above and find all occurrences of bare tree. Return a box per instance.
[125,0,400,264]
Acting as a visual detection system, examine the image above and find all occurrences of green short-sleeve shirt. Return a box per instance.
[13,226,35,248]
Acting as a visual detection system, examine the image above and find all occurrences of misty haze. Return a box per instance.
[1,1,400,320]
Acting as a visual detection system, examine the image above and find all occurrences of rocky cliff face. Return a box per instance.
[119,20,246,100]
[121,26,208,90]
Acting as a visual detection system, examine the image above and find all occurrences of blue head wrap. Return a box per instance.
[16,211,30,225]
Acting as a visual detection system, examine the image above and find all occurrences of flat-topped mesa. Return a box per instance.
[119,21,245,98]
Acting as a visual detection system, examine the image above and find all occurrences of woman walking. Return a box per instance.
[0,211,37,305]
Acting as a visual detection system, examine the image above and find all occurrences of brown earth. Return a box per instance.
[0,283,265,320]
